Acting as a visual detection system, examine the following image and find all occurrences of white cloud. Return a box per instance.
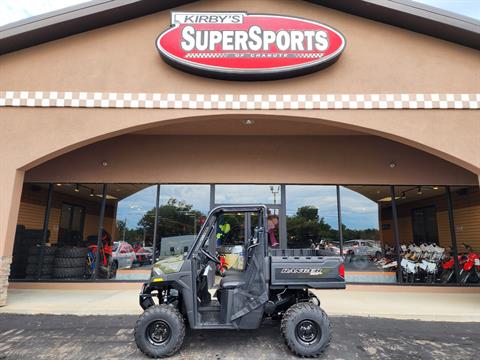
[0,0,92,27]
[413,0,480,20]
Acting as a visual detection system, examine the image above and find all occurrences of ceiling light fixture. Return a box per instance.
[389,161,396,168]
[101,160,108,167]
[433,186,439,190]
[242,119,255,126]
[378,196,402,202]
[56,183,62,187]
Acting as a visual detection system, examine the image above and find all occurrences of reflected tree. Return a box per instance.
[138,197,204,241]
[287,205,379,248]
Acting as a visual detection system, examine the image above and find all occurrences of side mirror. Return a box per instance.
[253,226,264,240]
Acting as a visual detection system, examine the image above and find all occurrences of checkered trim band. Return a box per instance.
[185,53,226,58]
[0,91,478,109]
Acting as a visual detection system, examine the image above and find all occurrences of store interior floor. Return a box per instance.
[2,284,479,322]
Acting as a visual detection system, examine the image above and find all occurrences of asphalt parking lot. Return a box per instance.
[0,314,478,360]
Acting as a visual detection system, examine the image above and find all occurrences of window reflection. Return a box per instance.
[10,182,480,286]
[341,186,392,283]
[158,185,210,259]
[286,186,338,250]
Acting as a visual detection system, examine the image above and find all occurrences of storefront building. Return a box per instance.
[0,0,479,305]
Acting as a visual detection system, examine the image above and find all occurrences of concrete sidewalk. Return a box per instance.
[1,285,480,322]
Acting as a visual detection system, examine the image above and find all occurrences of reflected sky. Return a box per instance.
[116,185,380,230]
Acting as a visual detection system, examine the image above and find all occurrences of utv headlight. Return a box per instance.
[152,267,164,276]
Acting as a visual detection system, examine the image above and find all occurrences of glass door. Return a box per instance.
[58,203,85,246]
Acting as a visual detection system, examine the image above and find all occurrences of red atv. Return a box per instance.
[440,243,478,284]
[215,252,228,277]
[459,244,480,284]
[86,230,116,279]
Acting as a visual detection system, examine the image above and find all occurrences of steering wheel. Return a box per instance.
[200,248,221,265]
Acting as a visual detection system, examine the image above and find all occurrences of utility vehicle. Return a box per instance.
[134,205,345,358]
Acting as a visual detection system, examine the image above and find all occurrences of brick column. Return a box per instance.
[0,256,12,306]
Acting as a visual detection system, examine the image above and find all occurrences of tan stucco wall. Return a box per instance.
[0,0,478,93]
[0,0,479,263]
[24,134,478,186]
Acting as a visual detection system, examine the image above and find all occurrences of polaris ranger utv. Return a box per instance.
[134,205,345,358]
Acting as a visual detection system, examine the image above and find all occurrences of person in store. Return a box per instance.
[267,214,279,247]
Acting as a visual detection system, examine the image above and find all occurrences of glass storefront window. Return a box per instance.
[341,186,393,283]
[52,183,110,281]
[449,186,480,286]
[11,182,477,286]
[215,184,281,205]
[215,185,282,248]
[391,186,457,284]
[286,185,338,250]
[11,183,53,280]
[102,184,157,281]
[157,185,210,258]
[11,183,108,280]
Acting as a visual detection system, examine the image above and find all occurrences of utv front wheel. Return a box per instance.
[281,303,331,357]
[135,305,185,358]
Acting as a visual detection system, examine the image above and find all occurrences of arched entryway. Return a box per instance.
[5,114,479,288]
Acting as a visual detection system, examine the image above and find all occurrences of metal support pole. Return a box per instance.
[94,184,107,280]
[279,185,287,249]
[151,184,160,263]
[208,184,216,287]
[336,185,344,256]
[210,184,215,210]
[446,186,461,284]
[390,186,402,283]
[37,183,54,280]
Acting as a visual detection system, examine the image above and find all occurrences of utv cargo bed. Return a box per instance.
[269,249,345,289]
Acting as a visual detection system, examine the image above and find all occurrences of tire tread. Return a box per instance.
[134,304,185,358]
[281,302,332,358]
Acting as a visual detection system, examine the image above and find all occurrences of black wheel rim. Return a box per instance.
[295,320,320,345]
[146,320,171,346]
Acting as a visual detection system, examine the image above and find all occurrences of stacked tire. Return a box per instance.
[53,247,88,279]
[25,246,56,279]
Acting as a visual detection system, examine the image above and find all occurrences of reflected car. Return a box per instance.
[112,241,136,269]
[325,245,341,255]
[135,246,153,266]
[343,240,382,259]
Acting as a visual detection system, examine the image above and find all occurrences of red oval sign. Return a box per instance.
[156,12,346,80]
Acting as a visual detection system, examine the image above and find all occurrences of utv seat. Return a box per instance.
[219,236,259,289]
[219,271,245,289]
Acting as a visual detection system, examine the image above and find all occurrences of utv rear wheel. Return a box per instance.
[281,302,331,357]
[135,305,185,358]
